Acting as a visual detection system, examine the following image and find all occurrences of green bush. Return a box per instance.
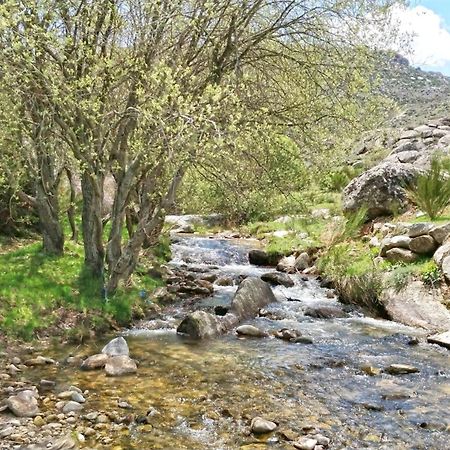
[407,156,450,220]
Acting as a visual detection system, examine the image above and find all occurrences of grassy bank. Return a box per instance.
[0,239,165,340]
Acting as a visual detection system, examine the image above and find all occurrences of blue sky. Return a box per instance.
[396,1,450,75]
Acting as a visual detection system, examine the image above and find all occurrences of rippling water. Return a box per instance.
[28,236,450,449]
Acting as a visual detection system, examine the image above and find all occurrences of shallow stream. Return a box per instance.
[14,236,450,449]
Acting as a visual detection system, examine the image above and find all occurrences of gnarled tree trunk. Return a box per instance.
[81,171,105,279]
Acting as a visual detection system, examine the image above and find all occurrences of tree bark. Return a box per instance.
[35,181,64,256]
[81,171,105,279]
[105,167,184,294]
[65,168,78,241]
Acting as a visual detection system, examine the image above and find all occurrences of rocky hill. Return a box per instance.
[378,53,450,129]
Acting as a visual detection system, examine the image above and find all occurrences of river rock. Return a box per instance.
[105,355,137,376]
[342,162,418,219]
[102,337,129,357]
[407,222,434,237]
[62,401,83,414]
[276,255,296,273]
[275,328,301,341]
[441,255,450,281]
[19,435,78,450]
[248,249,280,266]
[215,276,234,286]
[304,305,348,319]
[380,281,450,332]
[294,252,311,271]
[261,272,294,287]
[385,364,419,375]
[24,355,55,366]
[236,325,268,337]
[427,331,450,349]
[177,278,277,339]
[434,242,450,266]
[5,390,39,417]
[409,235,437,254]
[430,223,450,244]
[81,353,109,370]
[293,438,318,450]
[250,417,277,434]
[380,235,411,255]
[385,248,419,263]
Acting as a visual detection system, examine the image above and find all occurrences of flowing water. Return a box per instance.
[19,236,450,449]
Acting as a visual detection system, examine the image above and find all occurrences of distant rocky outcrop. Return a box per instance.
[343,118,450,219]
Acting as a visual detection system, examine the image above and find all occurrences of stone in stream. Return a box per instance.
[18,435,78,450]
[427,331,450,349]
[80,353,109,370]
[276,255,296,273]
[250,417,278,434]
[248,249,279,266]
[385,364,420,375]
[105,355,137,376]
[235,325,268,338]
[293,437,318,450]
[177,278,277,339]
[5,389,40,417]
[62,401,83,414]
[102,336,129,357]
[294,252,311,271]
[261,271,294,287]
[274,328,302,342]
[304,305,348,319]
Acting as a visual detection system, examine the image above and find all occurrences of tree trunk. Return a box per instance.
[65,168,78,241]
[35,182,64,256]
[81,171,105,279]
[105,167,184,295]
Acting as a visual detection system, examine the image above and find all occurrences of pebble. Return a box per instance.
[71,392,86,403]
[33,416,45,427]
[250,417,277,434]
[293,438,318,450]
[62,401,83,414]
[385,364,420,375]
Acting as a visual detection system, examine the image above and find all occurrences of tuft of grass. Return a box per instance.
[386,258,442,292]
[406,156,450,220]
[0,240,163,340]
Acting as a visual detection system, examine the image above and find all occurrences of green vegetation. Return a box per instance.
[386,259,441,292]
[0,241,164,340]
[407,157,450,220]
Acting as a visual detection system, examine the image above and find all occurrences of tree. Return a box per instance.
[0,0,403,293]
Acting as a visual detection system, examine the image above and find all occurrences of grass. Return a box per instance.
[0,239,164,340]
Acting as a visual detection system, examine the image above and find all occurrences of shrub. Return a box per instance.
[406,156,450,220]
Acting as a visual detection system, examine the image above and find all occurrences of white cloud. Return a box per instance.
[393,5,450,69]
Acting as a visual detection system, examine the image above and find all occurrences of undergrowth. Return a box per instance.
[0,240,164,340]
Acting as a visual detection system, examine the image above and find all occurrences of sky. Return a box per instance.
[395,1,450,75]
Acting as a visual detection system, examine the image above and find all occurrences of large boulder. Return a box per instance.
[342,162,418,219]
[177,278,277,339]
[380,281,450,332]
